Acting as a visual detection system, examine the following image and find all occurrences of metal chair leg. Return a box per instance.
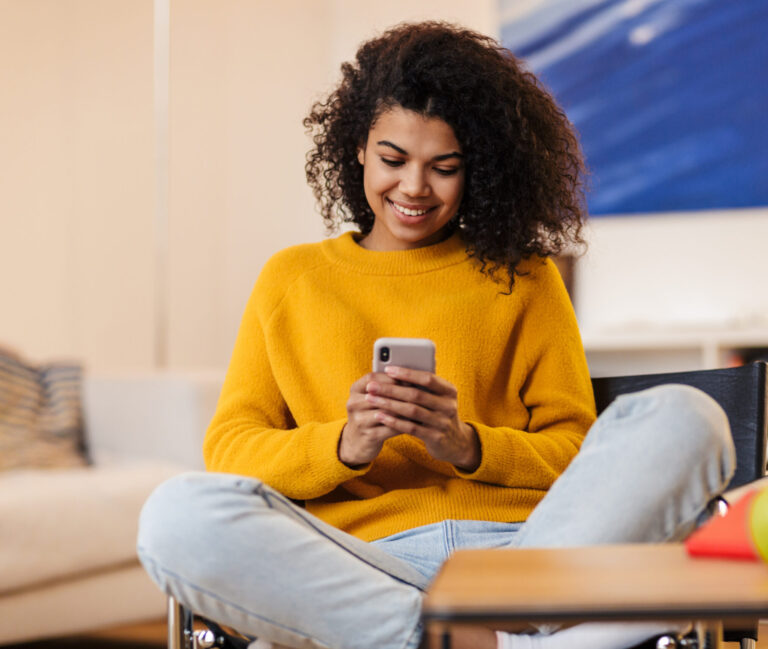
[740,639,757,649]
[168,595,187,649]
[694,621,723,649]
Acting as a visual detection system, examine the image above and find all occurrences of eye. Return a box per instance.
[434,167,460,176]
[381,158,404,167]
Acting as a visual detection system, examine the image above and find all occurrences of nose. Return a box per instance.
[399,165,430,198]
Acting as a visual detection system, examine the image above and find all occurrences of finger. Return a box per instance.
[363,373,398,392]
[366,381,442,407]
[356,413,402,442]
[377,401,451,442]
[368,381,459,422]
[350,385,400,410]
[365,392,437,423]
[383,366,457,396]
[351,372,397,396]
[350,373,373,394]
[342,415,398,459]
[339,415,399,465]
[374,410,439,439]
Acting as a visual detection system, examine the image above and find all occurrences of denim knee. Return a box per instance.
[137,473,204,580]
[649,384,733,469]
[137,472,262,590]
[606,384,736,483]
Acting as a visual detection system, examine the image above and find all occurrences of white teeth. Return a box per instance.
[391,202,429,216]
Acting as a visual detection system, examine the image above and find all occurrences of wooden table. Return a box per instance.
[422,544,768,648]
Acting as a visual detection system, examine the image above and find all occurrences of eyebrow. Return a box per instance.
[376,140,464,161]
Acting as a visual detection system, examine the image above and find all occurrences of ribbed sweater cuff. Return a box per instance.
[450,420,514,484]
[306,418,371,486]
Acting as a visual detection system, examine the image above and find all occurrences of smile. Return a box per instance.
[388,199,434,217]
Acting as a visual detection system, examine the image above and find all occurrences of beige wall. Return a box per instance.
[1,0,156,370]
[166,0,332,369]
[0,0,496,371]
[166,0,497,369]
[327,0,497,68]
[8,1,762,374]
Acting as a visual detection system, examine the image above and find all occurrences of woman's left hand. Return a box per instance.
[364,365,481,471]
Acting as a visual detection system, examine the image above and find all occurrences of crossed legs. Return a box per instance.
[138,384,735,649]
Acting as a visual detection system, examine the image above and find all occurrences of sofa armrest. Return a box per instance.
[82,370,224,469]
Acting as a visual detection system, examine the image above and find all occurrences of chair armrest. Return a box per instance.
[82,370,224,469]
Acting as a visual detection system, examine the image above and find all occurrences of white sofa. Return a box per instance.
[0,370,224,645]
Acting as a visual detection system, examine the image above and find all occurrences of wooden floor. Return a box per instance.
[5,620,768,648]
[4,621,166,649]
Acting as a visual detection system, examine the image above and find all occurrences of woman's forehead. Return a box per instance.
[366,105,462,152]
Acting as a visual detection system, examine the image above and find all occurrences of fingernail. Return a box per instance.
[384,366,399,376]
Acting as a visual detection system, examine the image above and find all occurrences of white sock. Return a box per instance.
[496,621,692,649]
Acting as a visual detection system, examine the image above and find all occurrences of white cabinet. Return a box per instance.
[582,328,768,377]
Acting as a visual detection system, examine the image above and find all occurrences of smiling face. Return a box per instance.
[356,106,465,251]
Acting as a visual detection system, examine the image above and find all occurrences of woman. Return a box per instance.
[138,22,735,649]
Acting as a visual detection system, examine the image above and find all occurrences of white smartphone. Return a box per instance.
[373,337,436,374]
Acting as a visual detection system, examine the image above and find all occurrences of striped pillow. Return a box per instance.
[0,348,88,471]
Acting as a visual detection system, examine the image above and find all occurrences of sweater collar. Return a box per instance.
[321,231,470,275]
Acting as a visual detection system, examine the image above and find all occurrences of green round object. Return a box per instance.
[750,488,768,562]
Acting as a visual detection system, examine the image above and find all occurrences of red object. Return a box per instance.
[685,490,759,560]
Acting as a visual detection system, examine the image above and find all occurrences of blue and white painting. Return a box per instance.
[500,0,768,215]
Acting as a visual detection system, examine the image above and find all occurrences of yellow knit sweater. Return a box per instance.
[203,232,596,541]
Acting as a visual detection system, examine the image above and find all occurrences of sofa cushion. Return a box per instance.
[0,348,87,471]
[0,563,167,645]
[0,462,181,594]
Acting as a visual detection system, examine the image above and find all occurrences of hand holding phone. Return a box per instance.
[339,337,480,471]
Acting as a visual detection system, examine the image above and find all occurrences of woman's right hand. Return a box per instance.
[339,372,399,467]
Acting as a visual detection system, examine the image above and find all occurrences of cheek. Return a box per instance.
[454,183,464,203]
[362,169,383,211]
[446,177,465,207]
[364,168,394,198]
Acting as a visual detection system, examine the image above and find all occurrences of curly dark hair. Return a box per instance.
[304,21,587,287]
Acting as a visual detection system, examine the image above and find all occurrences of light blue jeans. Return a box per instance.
[137,385,736,649]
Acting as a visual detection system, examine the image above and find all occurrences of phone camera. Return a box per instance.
[379,347,390,362]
